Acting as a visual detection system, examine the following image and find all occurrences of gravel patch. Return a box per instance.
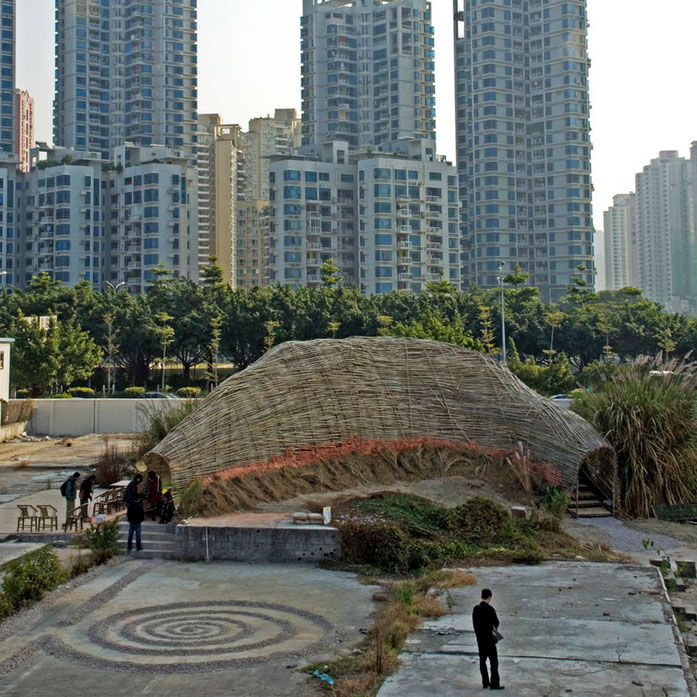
[572,516,682,553]
[57,562,150,627]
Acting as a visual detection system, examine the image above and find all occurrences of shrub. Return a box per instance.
[176,387,202,398]
[511,543,544,565]
[340,521,430,574]
[94,443,128,486]
[573,357,697,517]
[124,386,146,398]
[0,592,12,620]
[2,546,67,610]
[136,400,197,457]
[16,388,31,398]
[52,393,73,399]
[67,387,95,398]
[77,520,121,564]
[450,497,510,545]
[536,486,570,518]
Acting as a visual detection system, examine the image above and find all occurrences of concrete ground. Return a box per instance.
[0,559,374,697]
[0,486,110,535]
[0,434,135,503]
[378,562,691,697]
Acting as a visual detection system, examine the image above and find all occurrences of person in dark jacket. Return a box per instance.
[62,472,81,529]
[79,474,97,519]
[126,495,145,552]
[123,473,143,507]
[143,471,162,521]
[159,489,175,524]
[472,588,504,690]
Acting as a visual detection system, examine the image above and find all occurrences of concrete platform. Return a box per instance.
[0,559,375,696]
[378,563,692,697]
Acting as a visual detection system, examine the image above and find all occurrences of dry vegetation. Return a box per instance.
[307,569,476,697]
[179,445,547,517]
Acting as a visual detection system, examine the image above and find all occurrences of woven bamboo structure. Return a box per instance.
[147,337,616,501]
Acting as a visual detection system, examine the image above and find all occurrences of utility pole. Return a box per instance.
[498,262,507,366]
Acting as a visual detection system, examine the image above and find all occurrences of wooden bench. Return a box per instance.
[653,504,697,522]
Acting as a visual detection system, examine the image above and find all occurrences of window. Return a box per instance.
[284,170,301,181]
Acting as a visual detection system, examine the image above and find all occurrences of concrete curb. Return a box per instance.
[654,565,697,697]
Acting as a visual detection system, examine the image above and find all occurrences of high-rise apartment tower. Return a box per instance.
[0,0,15,157]
[54,0,198,161]
[15,89,34,173]
[453,0,594,301]
[300,0,436,151]
[603,193,637,291]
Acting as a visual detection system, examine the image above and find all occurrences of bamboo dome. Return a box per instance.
[147,337,616,503]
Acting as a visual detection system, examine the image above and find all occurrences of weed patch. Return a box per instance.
[335,493,614,574]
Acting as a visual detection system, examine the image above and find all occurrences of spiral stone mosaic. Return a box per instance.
[38,599,337,673]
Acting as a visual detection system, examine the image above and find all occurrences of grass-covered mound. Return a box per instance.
[333,492,614,574]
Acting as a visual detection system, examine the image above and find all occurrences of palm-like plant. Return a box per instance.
[573,357,697,517]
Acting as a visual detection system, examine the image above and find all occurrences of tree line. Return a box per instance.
[1,260,695,396]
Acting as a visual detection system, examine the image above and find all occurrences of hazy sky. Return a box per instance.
[17,1,697,230]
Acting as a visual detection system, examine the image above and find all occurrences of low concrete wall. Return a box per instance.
[176,524,341,563]
[0,420,27,442]
[18,399,184,436]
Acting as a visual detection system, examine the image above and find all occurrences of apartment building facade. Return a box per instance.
[603,193,637,291]
[453,0,594,300]
[268,139,459,293]
[14,89,33,173]
[0,143,197,292]
[53,0,198,162]
[633,148,697,314]
[0,0,15,158]
[300,0,436,151]
[236,109,301,288]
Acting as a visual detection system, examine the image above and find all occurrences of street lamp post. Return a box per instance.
[498,262,507,366]
[105,280,125,292]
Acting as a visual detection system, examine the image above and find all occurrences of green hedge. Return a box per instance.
[124,387,146,398]
[67,387,95,398]
[176,387,202,398]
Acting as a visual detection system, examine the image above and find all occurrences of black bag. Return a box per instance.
[492,628,504,643]
[60,479,69,497]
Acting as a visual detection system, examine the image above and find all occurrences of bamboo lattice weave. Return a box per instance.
[148,337,614,493]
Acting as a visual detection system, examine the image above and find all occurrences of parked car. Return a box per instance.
[140,392,179,400]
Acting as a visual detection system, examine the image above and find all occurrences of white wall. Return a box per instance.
[0,341,12,402]
[19,399,184,436]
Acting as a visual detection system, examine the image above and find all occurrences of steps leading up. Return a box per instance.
[568,479,611,519]
[118,521,177,559]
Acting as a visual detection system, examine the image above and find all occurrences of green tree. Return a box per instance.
[11,315,61,395]
[320,258,341,288]
[56,316,102,388]
[10,314,100,395]
[379,312,478,349]
[478,304,496,354]
[154,312,175,392]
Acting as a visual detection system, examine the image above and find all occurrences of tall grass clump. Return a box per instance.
[573,357,697,518]
[137,400,197,457]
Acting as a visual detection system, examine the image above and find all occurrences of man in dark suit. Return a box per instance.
[472,588,504,690]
